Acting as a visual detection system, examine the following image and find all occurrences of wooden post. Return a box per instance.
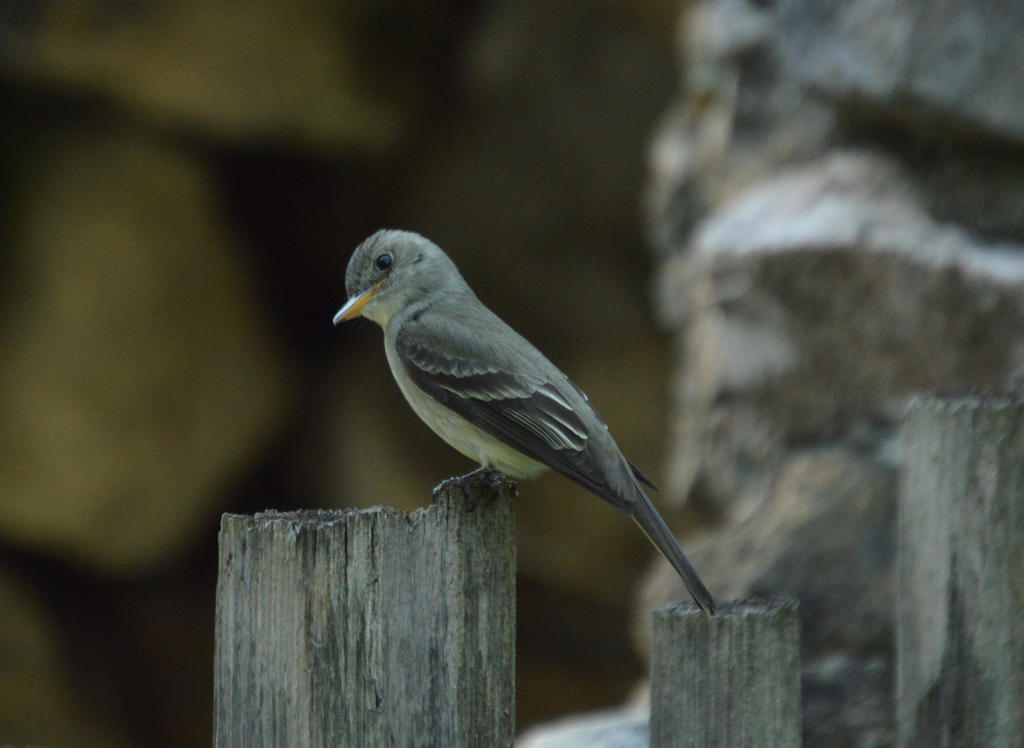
[213,475,516,748]
[898,393,1024,746]
[649,598,801,747]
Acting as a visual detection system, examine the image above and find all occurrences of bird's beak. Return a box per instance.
[333,278,385,325]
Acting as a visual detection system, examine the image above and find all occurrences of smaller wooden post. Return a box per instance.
[213,475,516,748]
[649,598,801,748]
[898,393,1024,746]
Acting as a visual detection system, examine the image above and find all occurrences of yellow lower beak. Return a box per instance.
[333,278,384,325]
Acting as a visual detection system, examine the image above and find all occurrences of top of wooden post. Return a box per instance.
[655,597,799,619]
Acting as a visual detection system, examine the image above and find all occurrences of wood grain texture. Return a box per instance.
[898,393,1024,747]
[214,475,516,748]
[649,599,801,748]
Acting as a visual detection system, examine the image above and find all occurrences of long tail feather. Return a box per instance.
[630,487,716,614]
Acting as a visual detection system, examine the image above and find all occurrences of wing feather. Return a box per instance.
[396,331,626,504]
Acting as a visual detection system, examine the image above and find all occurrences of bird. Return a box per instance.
[333,229,715,613]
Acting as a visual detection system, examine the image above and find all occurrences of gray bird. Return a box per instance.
[334,229,715,613]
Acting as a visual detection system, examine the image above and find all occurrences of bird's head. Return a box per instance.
[333,229,467,328]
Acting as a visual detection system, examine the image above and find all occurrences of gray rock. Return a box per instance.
[646,0,1024,245]
[802,654,894,748]
[645,0,836,254]
[656,152,1024,512]
[517,706,648,748]
[777,0,1024,144]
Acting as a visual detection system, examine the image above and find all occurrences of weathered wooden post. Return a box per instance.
[649,598,801,747]
[213,475,516,748]
[898,393,1024,746]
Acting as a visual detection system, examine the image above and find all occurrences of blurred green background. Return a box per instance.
[0,1,687,744]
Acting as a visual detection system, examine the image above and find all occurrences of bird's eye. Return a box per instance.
[375,253,393,271]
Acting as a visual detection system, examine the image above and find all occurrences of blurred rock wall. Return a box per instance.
[638,1,1024,746]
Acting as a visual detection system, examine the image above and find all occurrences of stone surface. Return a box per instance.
[657,153,1024,513]
[0,0,409,151]
[777,0,1024,144]
[802,654,894,748]
[517,700,648,748]
[645,0,836,254]
[0,130,290,575]
[646,0,1024,247]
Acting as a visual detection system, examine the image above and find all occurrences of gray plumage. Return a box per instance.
[334,229,715,613]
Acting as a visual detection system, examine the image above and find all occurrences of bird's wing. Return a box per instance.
[395,325,627,507]
[396,316,714,612]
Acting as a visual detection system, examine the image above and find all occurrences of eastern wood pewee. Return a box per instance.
[334,229,715,613]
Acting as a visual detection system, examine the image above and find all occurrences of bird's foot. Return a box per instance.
[432,467,515,511]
